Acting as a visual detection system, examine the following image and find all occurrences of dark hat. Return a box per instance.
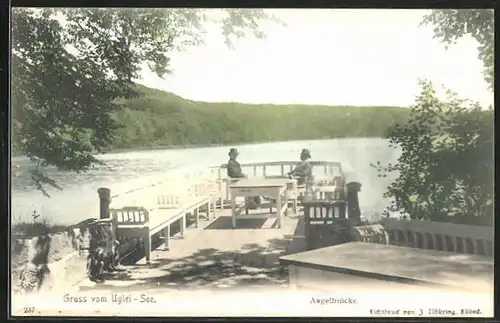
[301,149,311,159]
[229,148,239,156]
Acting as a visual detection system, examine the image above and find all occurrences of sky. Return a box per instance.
[135,9,493,108]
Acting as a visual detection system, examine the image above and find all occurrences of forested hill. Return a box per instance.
[111,84,411,149]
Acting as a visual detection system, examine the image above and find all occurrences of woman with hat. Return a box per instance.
[287,148,313,186]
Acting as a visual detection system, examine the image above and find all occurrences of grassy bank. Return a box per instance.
[12,219,69,237]
[110,84,411,150]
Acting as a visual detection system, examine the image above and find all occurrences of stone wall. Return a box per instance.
[11,225,89,295]
[11,218,140,295]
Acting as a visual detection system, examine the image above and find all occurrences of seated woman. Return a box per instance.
[288,148,313,186]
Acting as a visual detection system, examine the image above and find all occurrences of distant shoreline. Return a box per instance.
[12,135,385,159]
[106,135,383,154]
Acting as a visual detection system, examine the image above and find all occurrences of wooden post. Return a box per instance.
[97,187,111,220]
[346,182,361,222]
[337,201,347,219]
[303,199,312,250]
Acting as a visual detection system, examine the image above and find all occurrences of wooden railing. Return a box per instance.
[210,161,343,181]
[209,160,355,210]
[381,218,494,257]
[352,218,494,257]
[97,161,356,219]
[97,166,218,220]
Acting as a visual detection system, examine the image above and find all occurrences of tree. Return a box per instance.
[372,10,495,225]
[372,80,494,226]
[12,8,283,196]
[12,10,123,196]
[421,9,494,89]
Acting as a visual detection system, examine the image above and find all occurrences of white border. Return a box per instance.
[12,288,494,317]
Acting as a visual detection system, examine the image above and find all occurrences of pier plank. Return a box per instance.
[78,207,302,291]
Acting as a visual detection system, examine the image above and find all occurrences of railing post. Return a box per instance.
[97,187,111,220]
[303,199,312,250]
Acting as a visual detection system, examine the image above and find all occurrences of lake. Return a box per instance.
[11,138,401,225]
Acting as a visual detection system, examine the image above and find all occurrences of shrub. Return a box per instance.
[373,80,494,226]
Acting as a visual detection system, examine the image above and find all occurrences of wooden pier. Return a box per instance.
[78,208,306,292]
[78,160,493,294]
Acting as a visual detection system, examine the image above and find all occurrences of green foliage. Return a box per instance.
[11,8,282,196]
[12,9,124,196]
[109,84,411,149]
[60,8,283,80]
[421,9,494,89]
[373,80,494,226]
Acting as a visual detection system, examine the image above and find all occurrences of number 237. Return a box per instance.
[23,307,35,314]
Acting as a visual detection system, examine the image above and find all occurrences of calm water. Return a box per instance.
[11,138,401,225]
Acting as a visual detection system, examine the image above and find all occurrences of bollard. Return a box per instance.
[346,182,361,222]
[90,187,119,280]
[97,187,111,220]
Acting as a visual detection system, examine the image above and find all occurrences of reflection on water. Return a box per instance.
[11,138,400,225]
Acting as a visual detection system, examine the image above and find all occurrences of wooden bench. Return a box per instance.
[111,206,186,264]
[167,180,216,223]
[110,180,214,264]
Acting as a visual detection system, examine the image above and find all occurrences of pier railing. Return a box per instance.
[98,160,350,220]
[96,166,218,220]
[210,161,343,181]
[209,160,353,209]
[351,218,493,257]
[383,218,493,256]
